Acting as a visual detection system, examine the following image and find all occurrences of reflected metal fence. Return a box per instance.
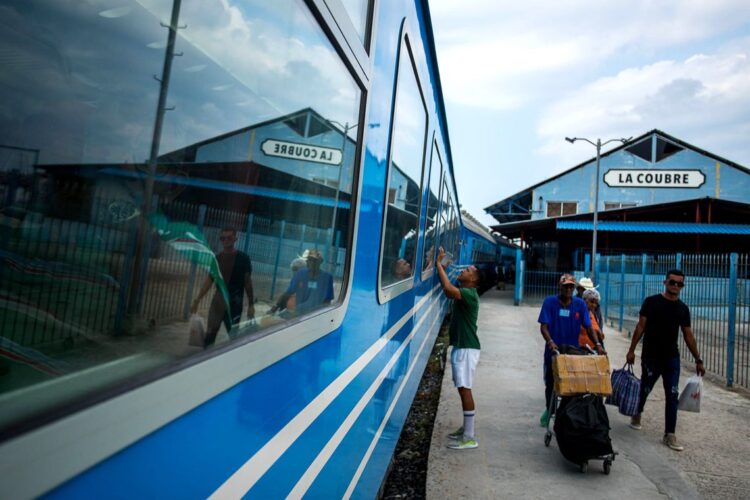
[1,198,343,348]
[519,251,750,389]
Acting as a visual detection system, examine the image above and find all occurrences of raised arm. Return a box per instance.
[436,247,461,300]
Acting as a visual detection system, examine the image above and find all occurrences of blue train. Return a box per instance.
[0,0,502,497]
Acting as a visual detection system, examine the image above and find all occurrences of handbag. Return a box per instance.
[678,375,702,412]
[617,364,641,417]
[607,363,640,416]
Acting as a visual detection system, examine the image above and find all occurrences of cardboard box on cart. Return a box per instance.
[553,354,612,396]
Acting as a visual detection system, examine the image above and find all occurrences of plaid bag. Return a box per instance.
[606,364,627,406]
[615,364,641,416]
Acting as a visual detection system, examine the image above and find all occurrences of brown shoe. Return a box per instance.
[663,433,684,451]
[629,414,642,430]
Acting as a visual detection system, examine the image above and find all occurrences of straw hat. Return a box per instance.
[578,277,598,289]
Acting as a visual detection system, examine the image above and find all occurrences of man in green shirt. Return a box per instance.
[437,246,483,450]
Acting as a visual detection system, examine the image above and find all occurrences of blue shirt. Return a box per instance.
[286,268,334,314]
[538,295,591,362]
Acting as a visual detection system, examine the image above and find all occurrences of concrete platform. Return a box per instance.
[426,289,750,499]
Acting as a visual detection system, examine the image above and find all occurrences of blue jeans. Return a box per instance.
[637,356,680,434]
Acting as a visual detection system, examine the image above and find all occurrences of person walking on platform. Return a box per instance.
[437,246,483,450]
[538,274,603,427]
[626,269,705,451]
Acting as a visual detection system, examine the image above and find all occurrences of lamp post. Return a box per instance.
[326,120,358,271]
[565,135,632,283]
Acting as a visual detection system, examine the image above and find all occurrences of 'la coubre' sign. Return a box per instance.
[603,169,706,188]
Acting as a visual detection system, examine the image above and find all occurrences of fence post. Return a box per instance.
[727,253,738,387]
[676,252,682,270]
[619,253,626,334]
[270,220,286,300]
[114,220,139,335]
[594,253,601,284]
[333,230,341,276]
[298,223,307,254]
[514,248,523,306]
[183,204,207,319]
[584,253,591,276]
[604,255,611,325]
[243,213,254,255]
[640,253,647,305]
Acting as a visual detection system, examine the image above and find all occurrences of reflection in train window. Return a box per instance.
[438,180,452,263]
[380,37,427,290]
[0,0,361,432]
[339,0,371,44]
[421,143,442,275]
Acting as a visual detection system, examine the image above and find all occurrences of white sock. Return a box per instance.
[463,411,476,439]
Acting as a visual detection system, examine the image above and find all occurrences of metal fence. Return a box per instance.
[518,251,750,389]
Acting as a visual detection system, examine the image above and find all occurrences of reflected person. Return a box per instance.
[271,249,333,315]
[191,227,254,347]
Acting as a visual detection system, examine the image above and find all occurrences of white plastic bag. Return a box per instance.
[188,314,207,347]
[678,375,703,412]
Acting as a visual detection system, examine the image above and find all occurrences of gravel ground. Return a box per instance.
[381,322,449,499]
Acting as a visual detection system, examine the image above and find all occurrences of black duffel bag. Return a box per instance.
[553,393,613,465]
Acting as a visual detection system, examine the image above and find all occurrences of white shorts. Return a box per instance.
[451,348,480,389]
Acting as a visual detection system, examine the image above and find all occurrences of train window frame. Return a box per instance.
[0,0,370,482]
[322,0,374,52]
[420,139,443,281]
[377,27,429,303]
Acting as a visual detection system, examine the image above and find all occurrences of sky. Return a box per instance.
[429,0,750,227]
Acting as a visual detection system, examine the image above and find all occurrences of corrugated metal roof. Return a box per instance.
[556,220,750,235]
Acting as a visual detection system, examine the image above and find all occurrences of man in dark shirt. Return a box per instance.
[626,269,705,451]
[538,273,603,427]
[191,227,254,347]
[437,246,483,450]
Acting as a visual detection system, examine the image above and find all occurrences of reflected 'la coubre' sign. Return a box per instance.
[261,139,342,166]
[603,169,706,188]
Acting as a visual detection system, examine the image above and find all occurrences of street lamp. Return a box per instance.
[326,120,358,272]
[565,135,632,284]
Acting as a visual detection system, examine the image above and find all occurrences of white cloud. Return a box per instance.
[431,0,750,109]
[536,39,750,171]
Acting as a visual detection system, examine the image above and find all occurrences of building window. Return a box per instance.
[547,201,577,217]
[626,138,652,162]
[655,137,684,162]
[604,202,638,210]
[379,35,428,292]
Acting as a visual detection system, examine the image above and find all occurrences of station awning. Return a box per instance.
[556,220,750,235]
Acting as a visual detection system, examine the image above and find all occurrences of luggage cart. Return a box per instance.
[544,348,617,474]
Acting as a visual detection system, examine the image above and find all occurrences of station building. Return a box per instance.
[485,130,750,271]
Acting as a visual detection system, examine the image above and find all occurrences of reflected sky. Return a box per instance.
[0,0,359,165]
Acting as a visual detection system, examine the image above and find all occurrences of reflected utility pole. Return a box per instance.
[127,0,184,315]
[326,120,357,272]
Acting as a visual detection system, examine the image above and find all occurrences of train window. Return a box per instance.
[0,0,361,433]
[379,36,427,293]
[339,0,371,44]
[438,179,451,263]
[421,143,442,276]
